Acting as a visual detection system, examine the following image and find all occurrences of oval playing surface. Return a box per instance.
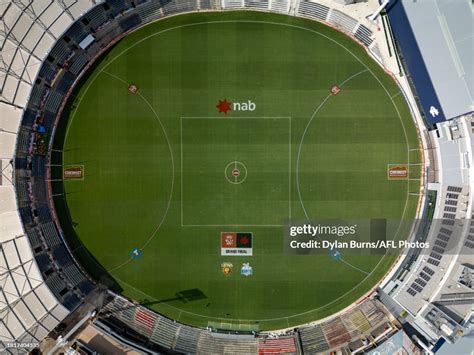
[61,12,420,330]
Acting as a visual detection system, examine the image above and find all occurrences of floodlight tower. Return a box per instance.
[369,0,390,21]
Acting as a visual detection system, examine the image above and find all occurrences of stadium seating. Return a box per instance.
[151,316,180,348]
[298,324,329,353]
[327,9,358,33]
[322,318,351,348]
[135,1,165,23]
[245,0,269,10]
[269,0,290,13]
[222,0,246,9]
[174,325,201,353]
[354,24,374,46]
[100,292,269,353]
[164,0,200,14]
[258,336,297,353]
[1,1,98,351]
[296,1,374,47]
[298,300,392,353]
[297,1,330,21]
[200,0,214,10]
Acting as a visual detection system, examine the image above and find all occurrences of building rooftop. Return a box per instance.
[387,0,473,124]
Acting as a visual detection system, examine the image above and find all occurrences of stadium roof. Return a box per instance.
[386,0,473,124]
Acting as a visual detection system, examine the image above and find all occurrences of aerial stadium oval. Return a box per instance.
[54,11,421,330]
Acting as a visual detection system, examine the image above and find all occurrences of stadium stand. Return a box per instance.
[0,221,70,353]
[298,299,394,354]
[322,317,351,348]
[258,336,297,354]
[134,1,165,23]
[222,0,245,10]
[174,325,201,353]
[297,1,330,22]
[162,0,199,15]
[298,323,329,353]
[327,8,358,33]
[99,292,277,353]
[245,0,269,11]
[196,332,258,353]
[269,0,290,14]
[295,1,373,47]
[1,1,98,352]
[354,23,373,46]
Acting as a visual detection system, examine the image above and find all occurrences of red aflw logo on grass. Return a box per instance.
[221,232,253,256]
[216,99,256,114]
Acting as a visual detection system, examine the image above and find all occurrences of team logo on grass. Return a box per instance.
[216,99,256,114]
[128,83,139,95]
[63,165,84,180]
[330,85,341,96]
[388,165,409,180]
[329,248,342,261]
[131,247,143,260]
[221,262,233,275]
[221,232,253,256]
[240,263,253,276]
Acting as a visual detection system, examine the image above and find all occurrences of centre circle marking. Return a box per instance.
[225,161,247,184]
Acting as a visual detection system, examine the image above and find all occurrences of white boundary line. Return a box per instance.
[181,116,291,227]
[339,257,369,275]
[296,68,369,222]
[294,67,406,278]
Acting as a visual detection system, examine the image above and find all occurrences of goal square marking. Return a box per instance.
[181,117,291,227]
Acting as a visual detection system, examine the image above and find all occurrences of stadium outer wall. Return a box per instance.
[35,4,426,354]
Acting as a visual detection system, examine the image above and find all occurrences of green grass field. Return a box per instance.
[59,11,421,330]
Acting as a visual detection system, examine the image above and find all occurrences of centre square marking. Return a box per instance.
[181,117,292,227]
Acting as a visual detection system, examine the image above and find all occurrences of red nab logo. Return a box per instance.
[216,99,256,114]
[216,99,232,115]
